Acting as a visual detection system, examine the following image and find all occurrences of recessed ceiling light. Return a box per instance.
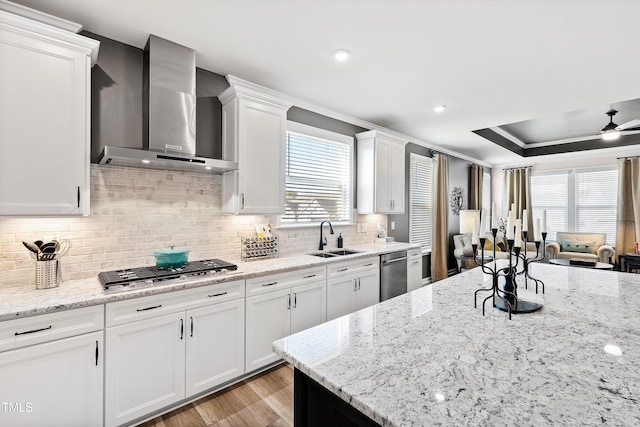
[433,105,447,113]
[141,159,151,164]
[333,49,351,61]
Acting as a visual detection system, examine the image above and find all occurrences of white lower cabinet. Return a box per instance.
[105,312,186,427]
[327,256,380,321]
[186,299,245,396]
[245,267,326,372]
[0,305,104,426]
[104,280,245,427]
[0,331,103,427]
[407,248,423,292]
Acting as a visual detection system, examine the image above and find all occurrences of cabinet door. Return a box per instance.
[0,26,90,215]
[0,331,103,426]
[374,138,392,213]
[238,99,286,214]
[105,312,185,427]
[186,299,245,397]
[291,280,327,335]
[389,141,405,213]
[326,274,357,321]
[245,288,290,372]
[356,268,381,311]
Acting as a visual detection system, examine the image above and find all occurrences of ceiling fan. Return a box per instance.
[599,110,640,141]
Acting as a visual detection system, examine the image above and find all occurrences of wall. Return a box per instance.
[0,165,383,289]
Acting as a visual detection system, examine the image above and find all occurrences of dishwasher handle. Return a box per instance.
[381,257,408,265]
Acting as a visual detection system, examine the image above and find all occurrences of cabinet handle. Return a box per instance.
[262,281,278,287]
[77,186,81,208]
[95,340,99,366]
[287,294,291,310]
[364,263,374,267]
[410,261,420,265]
[240,193,245,209]
[293,293,297,308]
[357,278,361,290]
[208,291,228,297]
[353,279,357,291]
[136,304,162,312]
[190,317,194,337]
[337,268,348,272]
[303,274,316,279]
[180,319,184,340]
[14,325,52,336]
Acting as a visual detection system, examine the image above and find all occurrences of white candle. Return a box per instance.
[480,209,488,236]
[472,215,479,245]
[522,209,528,232]
[514,220,522,248]
[535,218,541,241]
[491,202,497,229]
[511,203,515,213]
[506,213,514,239]
[542,210,547,233]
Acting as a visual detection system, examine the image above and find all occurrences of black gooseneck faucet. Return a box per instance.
[319,220,334,250]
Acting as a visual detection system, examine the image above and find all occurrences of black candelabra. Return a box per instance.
[515,230,547,294]
[473,228,544,320]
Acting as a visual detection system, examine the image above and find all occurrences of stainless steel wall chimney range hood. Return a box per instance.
[98,35,237,174]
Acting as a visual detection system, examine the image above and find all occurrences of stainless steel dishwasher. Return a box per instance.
[380,251,408,301]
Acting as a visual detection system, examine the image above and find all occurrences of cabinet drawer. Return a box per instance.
[0,305,104,353]
[327,256,379,278]
[407,248,422,259]
[106,280,245,327]
[246,267,326,296]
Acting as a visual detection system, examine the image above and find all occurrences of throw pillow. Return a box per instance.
[483,239,501,252]
[562,240,596,254]
[462,235,474,256]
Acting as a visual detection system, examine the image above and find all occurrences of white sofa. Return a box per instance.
[545,232,615,264]
[453,233,540,272]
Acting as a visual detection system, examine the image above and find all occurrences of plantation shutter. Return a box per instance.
[409,153,433,249]
[282,131,352,223]
[575,169,618,246]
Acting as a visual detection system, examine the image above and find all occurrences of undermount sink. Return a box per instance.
[327,249,361,256]
[309,252,338,258]
[308,249,362,258]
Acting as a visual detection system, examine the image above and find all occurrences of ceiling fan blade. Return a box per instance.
[616,119,640,130]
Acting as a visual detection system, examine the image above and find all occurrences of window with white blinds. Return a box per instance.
[531,168,618,245]
[482,170,491,213]
[409,153,433,250]
[281,123,353,225]
[575,169,617,246]
[531,172,568,241]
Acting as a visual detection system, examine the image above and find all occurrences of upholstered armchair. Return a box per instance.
[545,232,615,264]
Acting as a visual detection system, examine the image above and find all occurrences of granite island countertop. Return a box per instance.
[0,242,420,321]
[273,263,640,426]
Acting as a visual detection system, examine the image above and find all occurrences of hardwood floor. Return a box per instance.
[138,363,293,427]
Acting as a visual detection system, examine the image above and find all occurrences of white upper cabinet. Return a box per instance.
[218,76,292,214]
[0,8,99,216]
[356,130,408,214]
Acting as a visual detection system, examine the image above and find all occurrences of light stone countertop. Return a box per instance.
[0,242,419,321]
[273,262,640,426]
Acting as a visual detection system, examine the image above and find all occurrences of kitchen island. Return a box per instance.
[273,263,640,426]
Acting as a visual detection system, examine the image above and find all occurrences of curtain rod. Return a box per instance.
[618,155,640,160]
[502,165,532,171]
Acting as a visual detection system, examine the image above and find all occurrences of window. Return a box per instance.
[482,170,491,213]
[531,168,617,244]
[409,153,433,250]
[281,122,353,225]
[575,169,617,246]
[531,172,568,241]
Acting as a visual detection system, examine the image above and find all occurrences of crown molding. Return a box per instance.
[0,0,81,33]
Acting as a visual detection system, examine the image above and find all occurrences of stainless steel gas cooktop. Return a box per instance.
[98,259,238,292]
